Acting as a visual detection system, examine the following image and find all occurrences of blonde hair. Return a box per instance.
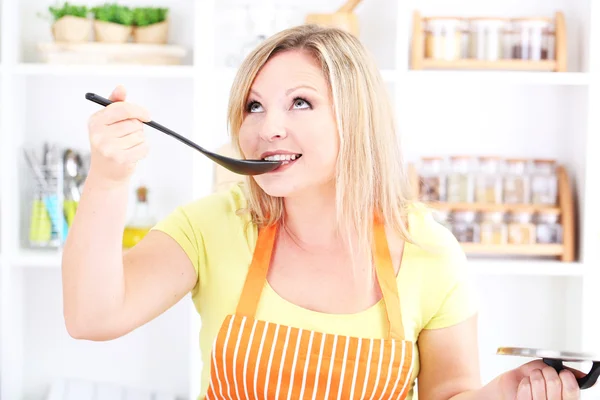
[227,24,416,281]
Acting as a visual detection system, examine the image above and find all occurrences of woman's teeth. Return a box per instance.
[263,154,302,162]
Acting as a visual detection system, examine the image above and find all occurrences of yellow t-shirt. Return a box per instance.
[151,182,478,400]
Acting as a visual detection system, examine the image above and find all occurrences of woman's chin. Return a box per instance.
[254,177,300,198]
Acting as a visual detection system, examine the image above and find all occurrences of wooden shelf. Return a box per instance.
[462,243,564,256]
[427,202,560,213]
[410,11,567,72]
[421,59,558,71]
[408,161,576,262]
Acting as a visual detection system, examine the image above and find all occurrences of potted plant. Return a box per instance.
[91,3,134,43]
[46,2,90,43]
[132,7,169,44]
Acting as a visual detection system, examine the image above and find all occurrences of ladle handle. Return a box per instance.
[85,93,209,155]
[543,359,600,390]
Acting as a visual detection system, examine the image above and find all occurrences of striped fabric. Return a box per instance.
[203,216,414,400]
[205,315,414,400]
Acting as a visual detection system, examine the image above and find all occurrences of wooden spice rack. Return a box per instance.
[410,11,567,72]
[408,163,575,261]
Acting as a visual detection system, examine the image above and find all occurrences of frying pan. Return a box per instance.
[497,347,600,389]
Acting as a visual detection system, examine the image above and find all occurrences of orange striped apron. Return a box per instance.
[204,218,414,400]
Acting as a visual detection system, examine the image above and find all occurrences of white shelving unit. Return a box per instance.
[1,0,600,399]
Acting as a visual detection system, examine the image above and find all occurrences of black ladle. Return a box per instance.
[85,92,282,175]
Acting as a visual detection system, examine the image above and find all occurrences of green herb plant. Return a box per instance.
[132,7,169,27]
[91,3,134,26]
[46,2,88,21]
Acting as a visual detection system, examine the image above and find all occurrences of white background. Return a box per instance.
[1,0,600,399]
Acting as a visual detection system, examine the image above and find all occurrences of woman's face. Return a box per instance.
[238,49,339,198]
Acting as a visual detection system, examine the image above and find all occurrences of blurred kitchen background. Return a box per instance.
[1,0,600,399]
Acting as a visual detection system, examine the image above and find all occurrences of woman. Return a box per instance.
[62,25,582,400]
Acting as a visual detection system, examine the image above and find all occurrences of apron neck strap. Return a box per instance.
[235,217,406,340]
[235,223,277,319]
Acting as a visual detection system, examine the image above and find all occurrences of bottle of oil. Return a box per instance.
[123,185,156,249]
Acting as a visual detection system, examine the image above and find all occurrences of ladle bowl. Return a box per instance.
[85,93,282,175]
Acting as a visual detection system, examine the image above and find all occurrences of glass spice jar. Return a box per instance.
[447,156,475,203]
[502,21,517,60]
[530,159,558,205]
[469,18,508,61]
[480,211,508,245]
[512,18,554,61]
[536,210,563,244]
[452,210,480,243]
[508,210,536,245]
[503,158,531,204]
[419,157,446,202]
[424,18,465,60]
[475,156,503,204]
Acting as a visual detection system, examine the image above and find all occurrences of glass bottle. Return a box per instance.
[480,211,507,245]
[424,17,464,60]
[419,157,446,202]
[508,210,536,245]
[452,210,480,243]
[530,159,558,205]
[536,210,563,244]
[447,156,475,203]
[475,156,503,204]
[123,185,157,249]
[503,158,531,204]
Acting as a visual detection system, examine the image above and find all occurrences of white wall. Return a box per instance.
[1,0,599,399]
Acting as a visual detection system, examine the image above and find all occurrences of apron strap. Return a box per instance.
[373,216,405,341]
[235,217,406,341]
[235,223,277,318]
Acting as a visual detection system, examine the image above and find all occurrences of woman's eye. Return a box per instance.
[292,98,311,109]
[248,102,263,113]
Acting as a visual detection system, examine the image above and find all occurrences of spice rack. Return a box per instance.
[408,157,575,262]
[410,10,567,72]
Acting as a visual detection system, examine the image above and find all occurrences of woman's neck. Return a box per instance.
[282,185,343,251]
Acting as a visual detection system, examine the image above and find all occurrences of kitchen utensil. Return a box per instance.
[497,347,600,389]
[305,0,363,36]
[63,148,81,229]
[24,147,68,243]
[85,93,282,175]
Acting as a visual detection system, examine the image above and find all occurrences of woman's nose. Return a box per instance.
[259,111,286,142]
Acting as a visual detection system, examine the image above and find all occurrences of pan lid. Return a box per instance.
[498,347,600,362]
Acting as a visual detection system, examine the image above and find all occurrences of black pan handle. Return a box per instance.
[543,358,600,389]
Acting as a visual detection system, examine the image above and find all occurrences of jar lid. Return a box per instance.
[512,17,552,25]
[421,156,444,161]
[469,17,508,26]
[482,211,505,221]
[533,158,556,164]
[538,208,561,215]
[424,17,464,27]
[450,155,473,160]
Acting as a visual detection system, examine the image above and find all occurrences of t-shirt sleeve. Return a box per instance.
[409,205,479,331]
[423,249,479,330]
[151,205,203,281]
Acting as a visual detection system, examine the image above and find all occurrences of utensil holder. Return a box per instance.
[23,144,91,249]
[25,145,66,248]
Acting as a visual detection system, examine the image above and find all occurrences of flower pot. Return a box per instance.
[93,20,132,43]
[51,15,91,43]
[133,20,168,44]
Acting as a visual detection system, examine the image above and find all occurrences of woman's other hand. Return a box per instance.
[500,360,582,399]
